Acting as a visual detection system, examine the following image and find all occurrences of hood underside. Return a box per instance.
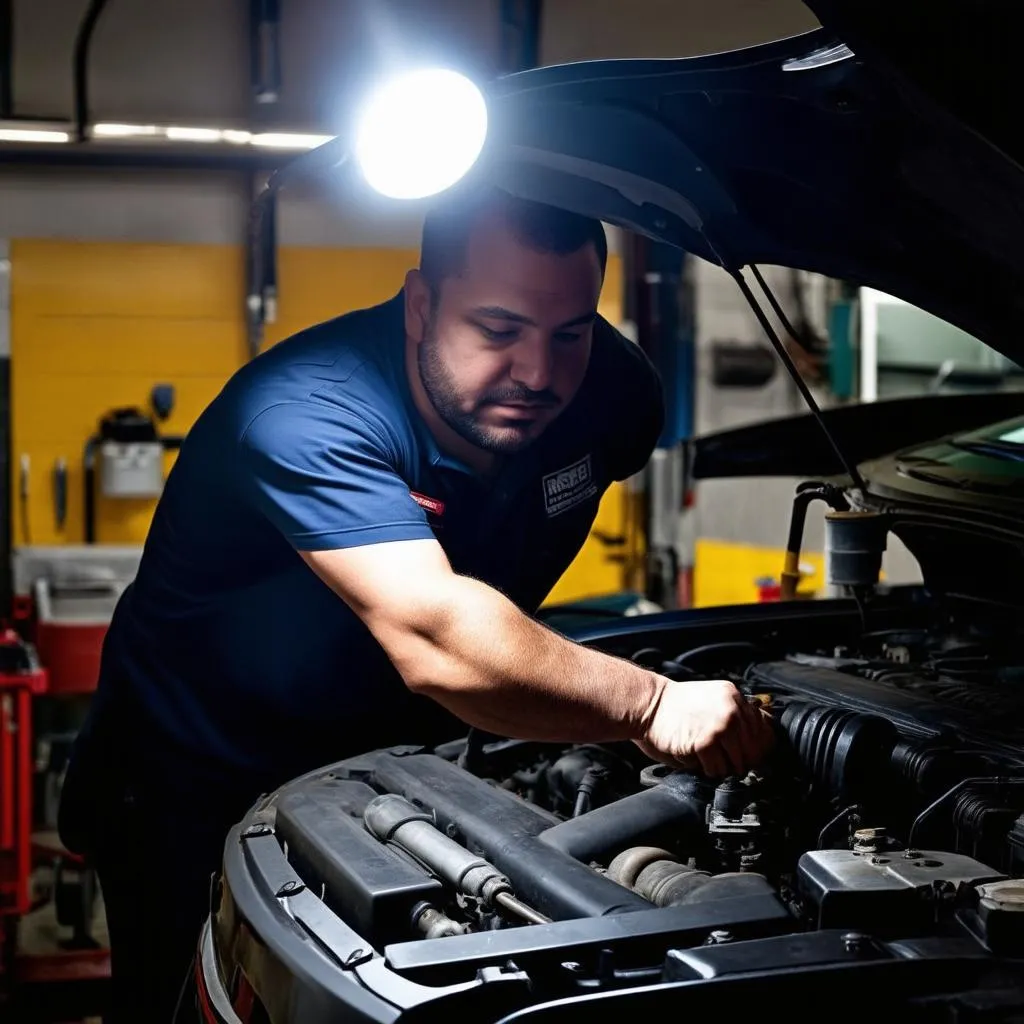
[689,392,1024,481]
[482,0,1024,364]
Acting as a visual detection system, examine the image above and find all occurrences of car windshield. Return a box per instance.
[952,417,1024,462]
[899,416,1024,490]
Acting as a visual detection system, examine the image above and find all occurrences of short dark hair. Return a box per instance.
[419,184,608,292]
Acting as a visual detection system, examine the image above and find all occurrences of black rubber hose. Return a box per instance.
[539,772,711,864]
[371,752,651,920]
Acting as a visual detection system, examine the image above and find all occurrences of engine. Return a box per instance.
[206,621,1024,1021]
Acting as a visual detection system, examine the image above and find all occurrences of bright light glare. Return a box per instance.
[0,127,70,143]
[355,68,487,200]
[93,123,159,137]
[251,132,333,150]
[166,126,221,142]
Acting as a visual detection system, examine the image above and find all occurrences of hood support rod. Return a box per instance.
[730,267,867,493]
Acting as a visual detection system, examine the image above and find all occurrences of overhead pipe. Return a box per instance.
[246,1,282,360]
[72,0,109,143]
[0,0,12,119]
[246,172,278,359]
[499,0,543,74]
[250,0,281,106]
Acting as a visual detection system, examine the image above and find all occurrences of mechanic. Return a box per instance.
[58,182,774,1021]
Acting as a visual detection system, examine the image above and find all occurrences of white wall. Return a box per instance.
[11,0,816,129]
[541,0,816,63]
[3,0,822,246]
[0,166,432,247]
[10,1,901,583]
[11,0,502,131]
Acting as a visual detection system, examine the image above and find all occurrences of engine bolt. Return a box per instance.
[843,932,869,955]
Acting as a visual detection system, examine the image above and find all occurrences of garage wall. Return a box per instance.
[9,0,817,129]
[541,0,816,63]
[691,260,923,591]
[10,0,503,131]
[9,236,628,601]
[3,0,848,600]
[9,239,420,545]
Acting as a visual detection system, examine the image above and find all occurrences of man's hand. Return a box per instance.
[636,678,775,778]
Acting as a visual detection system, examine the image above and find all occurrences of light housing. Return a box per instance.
[354,68,488,200]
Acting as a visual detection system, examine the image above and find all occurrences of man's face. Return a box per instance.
[408,209,603,455]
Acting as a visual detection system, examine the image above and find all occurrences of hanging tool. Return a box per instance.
[53,457,67,532]
[18,453,30,545]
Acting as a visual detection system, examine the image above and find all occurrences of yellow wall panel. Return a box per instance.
[693,538,825,608]
[10,239,247,545]
[13,318,244,379]
[12,240,243,319]
[543,482,634,605]
[11,236,634,601]
[263,248,419,348]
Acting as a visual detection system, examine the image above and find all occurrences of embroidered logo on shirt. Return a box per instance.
[542,454,598,517]
[411,491,446,517]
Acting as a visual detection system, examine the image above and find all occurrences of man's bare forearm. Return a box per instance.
[380,574,666,743]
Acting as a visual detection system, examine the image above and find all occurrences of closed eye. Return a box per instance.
[477,323,520,342]
[554,332,584,344]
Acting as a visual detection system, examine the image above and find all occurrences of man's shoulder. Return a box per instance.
[218,294,407,439]
[579,316,665,479]
[588,316,663,420]
[591,316,661,399]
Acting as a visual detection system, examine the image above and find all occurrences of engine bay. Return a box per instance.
[211,594,1024,1021]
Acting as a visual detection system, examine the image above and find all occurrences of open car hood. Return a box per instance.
[482,0,1024,363]
[689,391,1024,480]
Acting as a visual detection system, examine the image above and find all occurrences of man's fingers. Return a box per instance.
[747,703,776,762]
[718,696,773,777]
[723,703,757,776]
[698,745,730,779]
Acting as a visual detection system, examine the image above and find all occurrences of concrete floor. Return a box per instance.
[17,867,109,954]
[5,852,110,1024]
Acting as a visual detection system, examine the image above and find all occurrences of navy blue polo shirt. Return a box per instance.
[93,291,663,789]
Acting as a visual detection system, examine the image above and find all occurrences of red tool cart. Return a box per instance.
[2,547,140,1020]
[0,630,48,974]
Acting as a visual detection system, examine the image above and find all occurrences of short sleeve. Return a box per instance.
[238,400,435,552]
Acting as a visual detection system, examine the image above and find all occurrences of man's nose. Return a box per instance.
[510,336,554,393]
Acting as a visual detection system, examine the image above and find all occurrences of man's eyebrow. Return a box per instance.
[470,305,537,326]
[470,306,597,330]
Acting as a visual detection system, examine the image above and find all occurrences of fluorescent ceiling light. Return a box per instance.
[0,127,70,143]
[90,123,331,150]
[165,126,223,142]
[92,123,159,137]
[250,132,333,149]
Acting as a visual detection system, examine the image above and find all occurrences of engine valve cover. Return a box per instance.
[799,848,1005,934]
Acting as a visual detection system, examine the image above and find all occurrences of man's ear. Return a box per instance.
[404,269,432,344]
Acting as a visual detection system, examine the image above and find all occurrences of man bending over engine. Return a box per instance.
[59,183,774,1021]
